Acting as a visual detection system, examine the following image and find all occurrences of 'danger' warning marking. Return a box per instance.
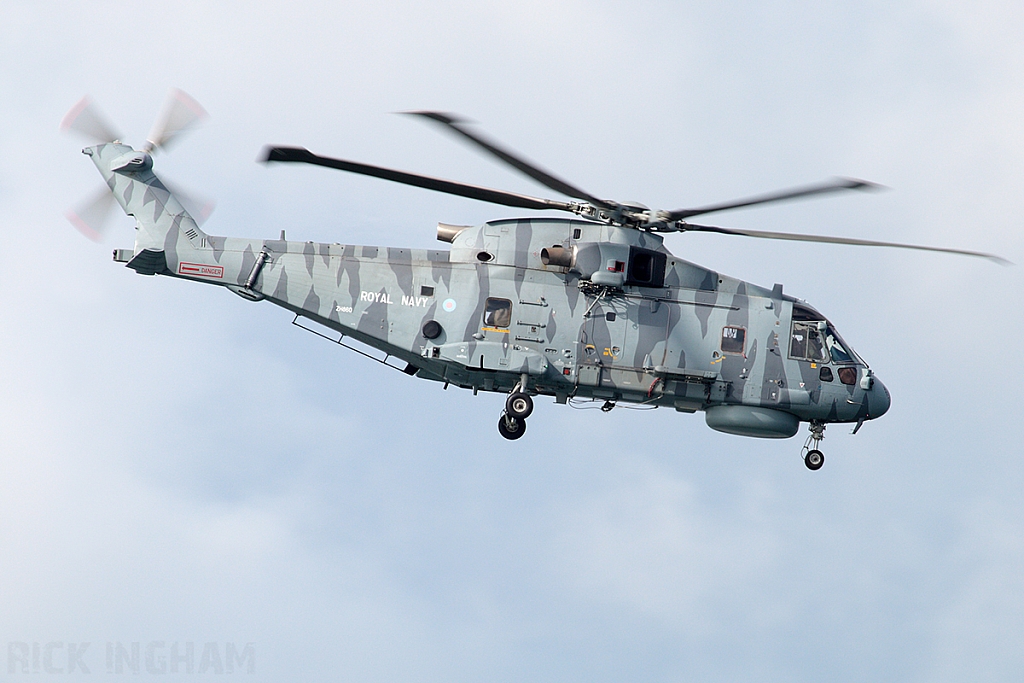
[178,262,224,278]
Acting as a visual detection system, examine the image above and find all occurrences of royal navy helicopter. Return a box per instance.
[63,91,1005,470]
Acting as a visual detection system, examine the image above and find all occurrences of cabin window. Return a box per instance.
[721,326,746,354]
[483,298,512,328]
[790,322,828,362]
[838,367,858,385]
[819,366,834,382]
[420,285,434,297]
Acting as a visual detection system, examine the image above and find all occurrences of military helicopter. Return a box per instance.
[63,90,1006,470]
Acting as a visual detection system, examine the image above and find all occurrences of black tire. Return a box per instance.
[505,392,534,420]
[804,449,825,471]
[497,414,527,440]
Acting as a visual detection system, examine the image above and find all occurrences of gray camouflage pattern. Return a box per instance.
[83,142,891,438]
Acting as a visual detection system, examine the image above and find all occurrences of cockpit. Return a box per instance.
[789,305,864,367]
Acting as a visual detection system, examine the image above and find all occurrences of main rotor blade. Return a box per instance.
[262,146,577,213]
[403,111,616,211]
[682,222,1010,264]
[60,96,122,143]
[145,88,207,153]
[665,178,882,221]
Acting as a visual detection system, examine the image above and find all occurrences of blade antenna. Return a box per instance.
[403,111,616,211]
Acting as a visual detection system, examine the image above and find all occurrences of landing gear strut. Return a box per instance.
[498,376,534,440]
[802,421,826,470]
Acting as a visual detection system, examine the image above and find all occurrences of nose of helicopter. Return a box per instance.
[867,376,891,419]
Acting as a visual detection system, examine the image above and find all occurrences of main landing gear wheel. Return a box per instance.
[804,449,824,471]
[505,392,534,420]
[498,413,527,440]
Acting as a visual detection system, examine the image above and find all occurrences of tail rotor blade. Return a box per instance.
[60,96,122,143]
[65,188,117,241]
[165,179,215,226]
[65,179,212,242]
[145,88,207,153]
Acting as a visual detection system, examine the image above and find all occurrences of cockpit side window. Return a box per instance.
[825,329,854,364]
[790,305,864,366]
[790,322,828,362]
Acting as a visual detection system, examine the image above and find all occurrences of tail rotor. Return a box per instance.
[62,88,212,241]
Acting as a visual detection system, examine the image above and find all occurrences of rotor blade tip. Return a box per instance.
[59,96,91,132]
[60,95,122,143]
[403,110,469,125]
[65,210,103,242]
[169,88,208,120]
[261,146,313,164]
[262,146,288,162]
[146,89,208,152]
[840,177,887,192]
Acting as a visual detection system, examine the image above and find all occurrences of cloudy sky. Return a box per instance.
[2,1,1023,681]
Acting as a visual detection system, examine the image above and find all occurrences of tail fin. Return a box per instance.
[83,142,208,273]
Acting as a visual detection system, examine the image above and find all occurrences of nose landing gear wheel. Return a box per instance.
[801,420,826,470]
[804,449,824,471]
[498,413,527,440]
[505,392,534,420]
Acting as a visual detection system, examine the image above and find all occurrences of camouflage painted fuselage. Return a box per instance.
[85,142,891,438]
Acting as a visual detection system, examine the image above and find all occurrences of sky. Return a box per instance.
[2,1,1023,681]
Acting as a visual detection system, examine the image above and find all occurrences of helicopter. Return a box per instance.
[63,90,1006,470]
